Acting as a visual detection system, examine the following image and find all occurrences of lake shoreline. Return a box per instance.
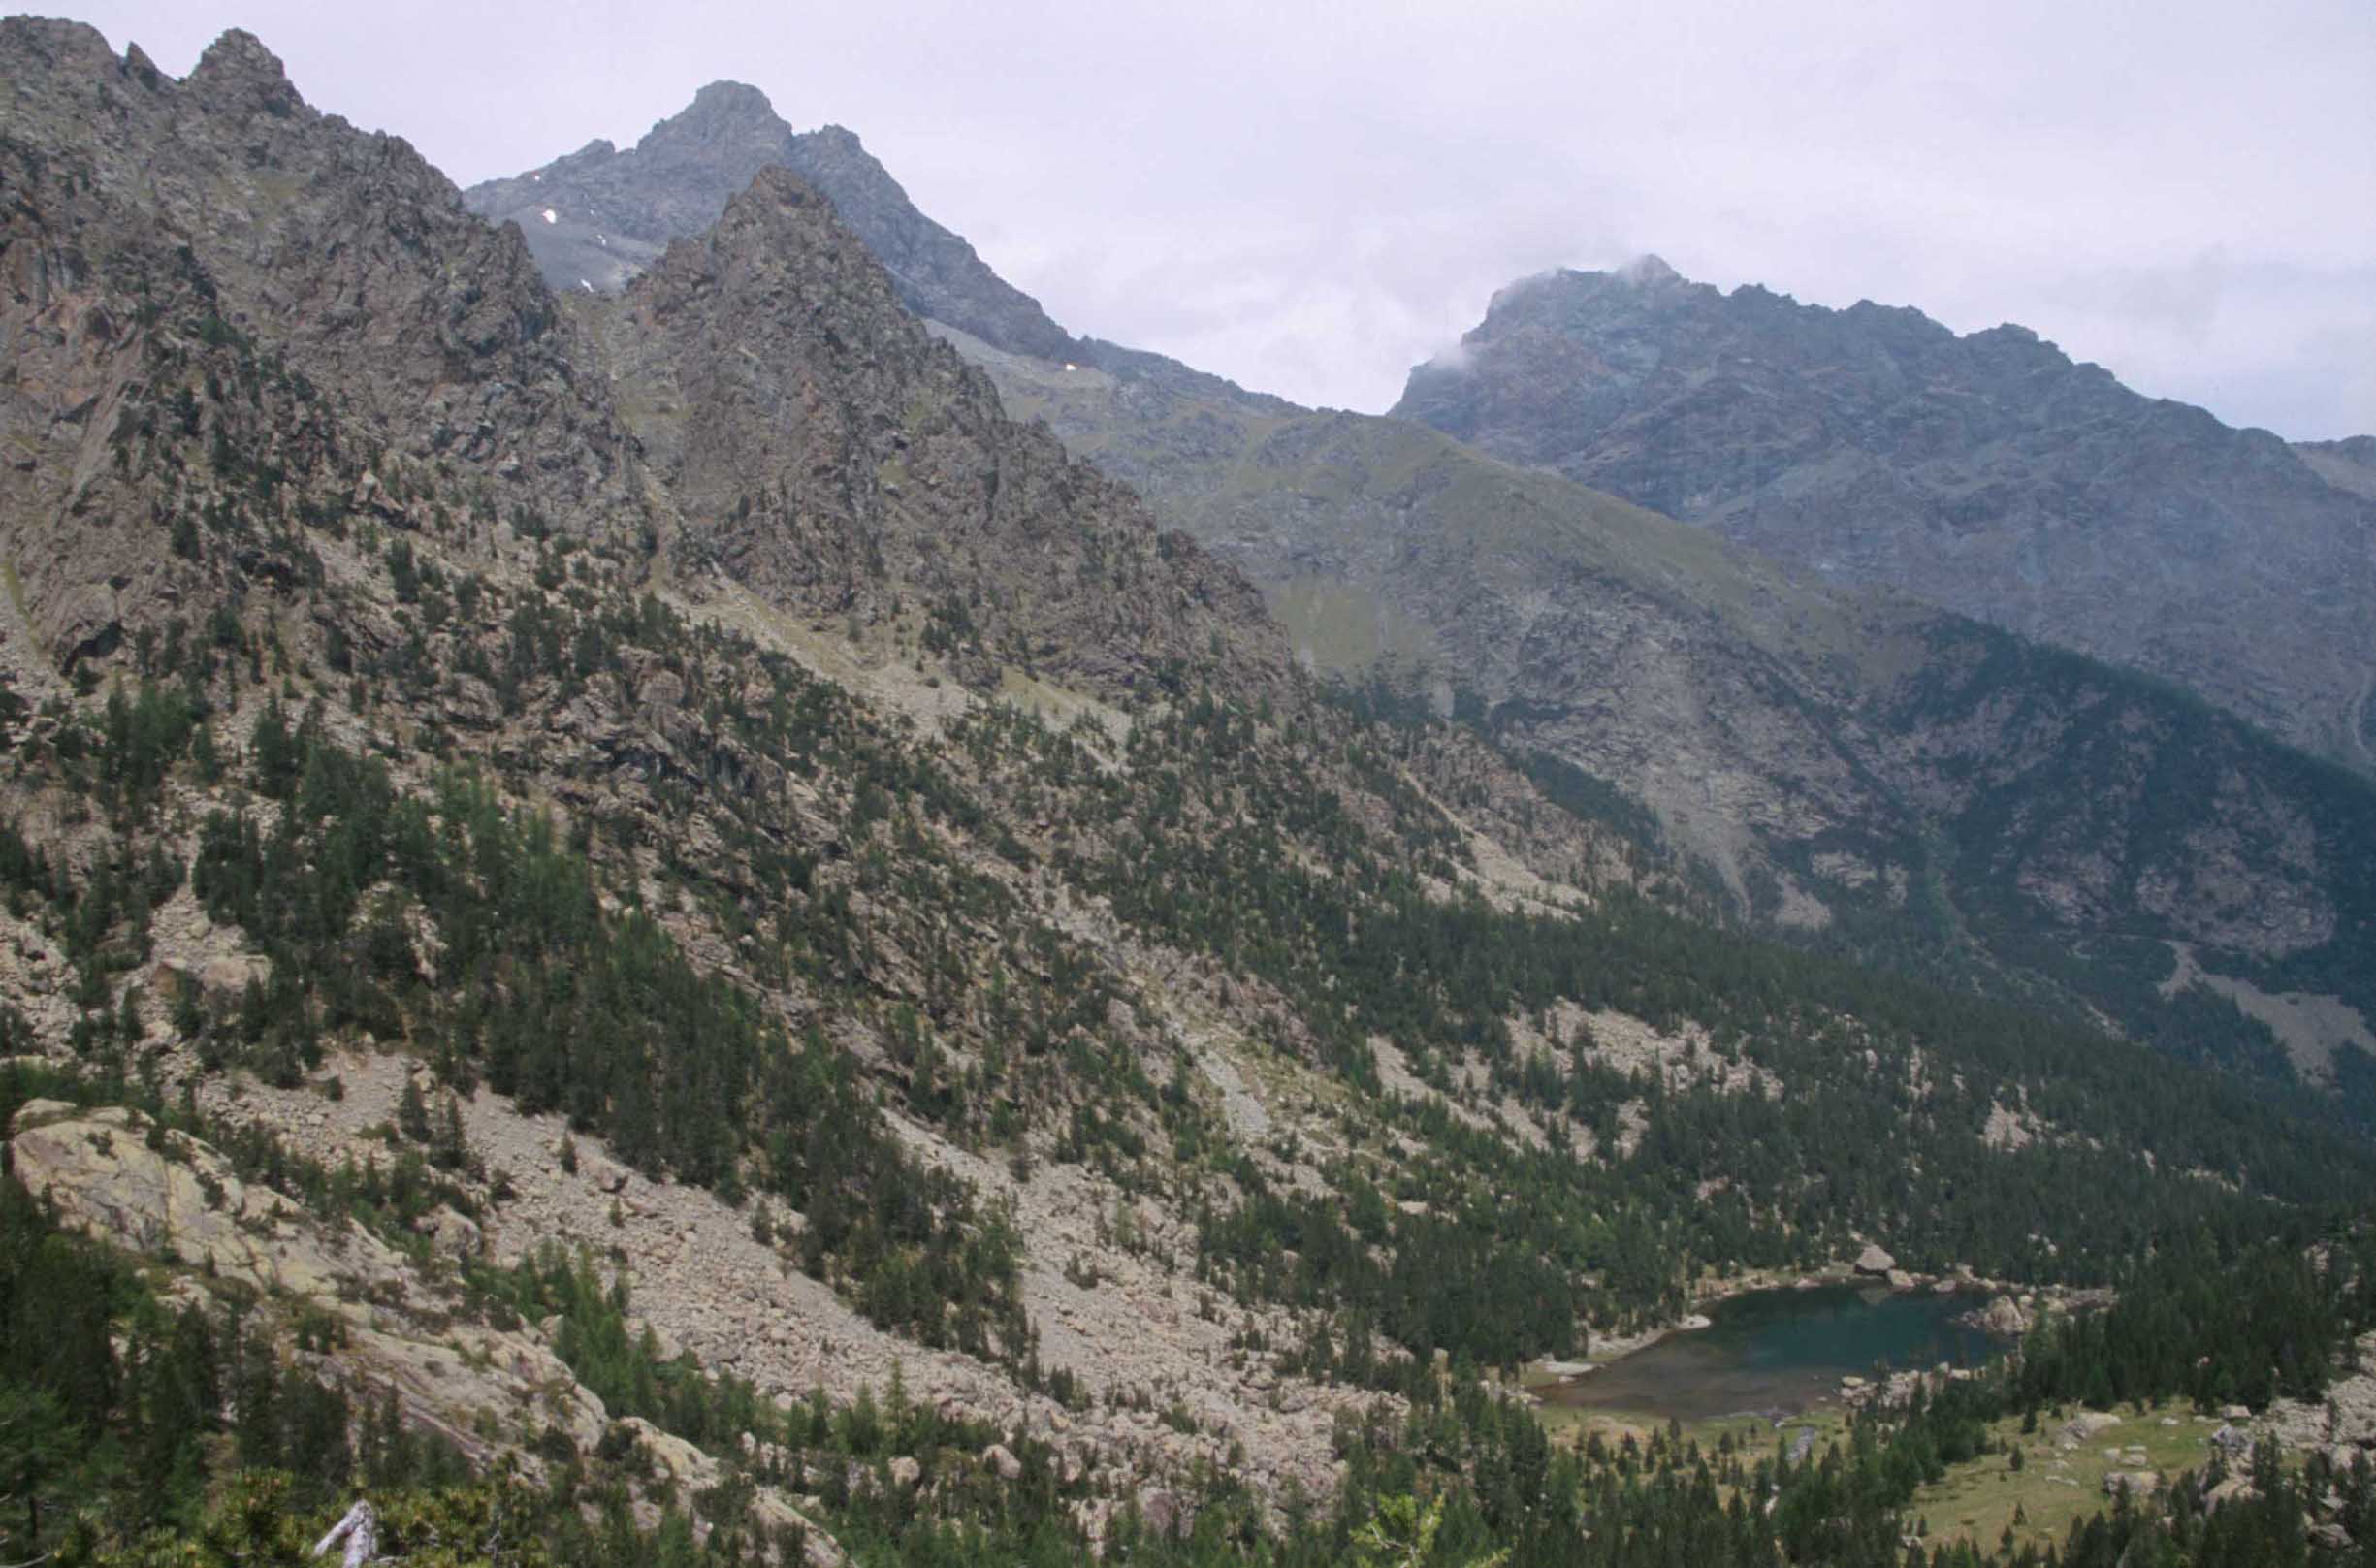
[1538,1259,2072,1387]
[1528,1269,2042,1423]
[1532,1264,1869,1384]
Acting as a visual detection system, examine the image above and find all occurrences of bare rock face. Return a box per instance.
[606,167,1287,704]
[2264,1328,2376,1454]
[1393,261,2376,776]
[0,18,643,676]
[8,1104,403,1296]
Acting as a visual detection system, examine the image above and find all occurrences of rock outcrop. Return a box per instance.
[8,1101,404,1296]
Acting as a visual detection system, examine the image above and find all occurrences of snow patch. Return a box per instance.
[541,208,558,225]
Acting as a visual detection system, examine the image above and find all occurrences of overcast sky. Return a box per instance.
[65,0,2376,439]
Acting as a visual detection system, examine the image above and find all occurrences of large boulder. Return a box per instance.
[1853,1243,1897,1276]
[1978,1296,2032,1335]
[746,1490,847,1568]
[619,1416,721,1490]
[2061,1411,2123,1443]
[2203,1476,2259,1511]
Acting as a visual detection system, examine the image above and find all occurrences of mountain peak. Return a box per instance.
[639,79,793,155]
[467,93,1078,362]
[675,79,783,133]
[188,27,301,113]
[690,79,775,114]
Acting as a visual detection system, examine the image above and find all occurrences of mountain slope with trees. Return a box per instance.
[2,22,2373,1567]
[468,84,2376,1121]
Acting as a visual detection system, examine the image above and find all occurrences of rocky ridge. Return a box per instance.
[1393,260,2376,775]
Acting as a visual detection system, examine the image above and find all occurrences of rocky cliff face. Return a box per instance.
[0,19,639,679]
[601,167,1283,702]
[1392,261,2376,774]
[463,81,1076,360]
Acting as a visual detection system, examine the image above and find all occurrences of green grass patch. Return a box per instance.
[1908,1400,2233,1552]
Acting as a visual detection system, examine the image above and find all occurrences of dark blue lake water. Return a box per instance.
[1544,1282,2009,1423]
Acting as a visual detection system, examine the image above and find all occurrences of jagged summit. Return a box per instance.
[465,84,1076,359]
[633,79,797,166]
[181,27,307,119]
[189,25,286,81]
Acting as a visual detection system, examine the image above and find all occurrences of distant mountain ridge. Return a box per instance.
[463,83,1295,415]
[1393,261,2376,773]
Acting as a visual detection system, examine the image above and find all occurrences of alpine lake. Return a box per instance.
[1538,1280,2012,1428]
